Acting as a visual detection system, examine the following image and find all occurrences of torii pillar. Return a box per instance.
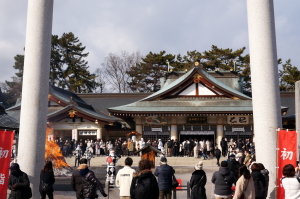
[18,0,53,198]
[247,0,282,198]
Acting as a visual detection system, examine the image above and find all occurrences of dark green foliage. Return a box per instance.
[1,32,97,107]
[3,55,24,106]
[127,51,176,92]
[127,46,251,92]
[53,32,98,93]
[279,59,300,91]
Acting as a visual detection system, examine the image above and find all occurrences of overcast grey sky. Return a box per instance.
[0,0,299,84]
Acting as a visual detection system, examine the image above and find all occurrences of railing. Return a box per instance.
[105,181,191,199]
[172,182,190,199]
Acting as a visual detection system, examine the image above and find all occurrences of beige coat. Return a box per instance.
[233,175,255,199]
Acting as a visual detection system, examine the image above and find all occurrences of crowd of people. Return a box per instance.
[7,155,300,199]
[7,136,300,199]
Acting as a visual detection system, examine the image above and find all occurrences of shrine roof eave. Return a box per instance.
[47,105,116,123]
[0,114,19,129]
[135,145,161,154]
[140,67,252,101]
[108,105,288,115]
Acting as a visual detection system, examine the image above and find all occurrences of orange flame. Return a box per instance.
[45,127,70,169]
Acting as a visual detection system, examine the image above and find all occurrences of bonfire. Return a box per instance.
[45,128,73,176]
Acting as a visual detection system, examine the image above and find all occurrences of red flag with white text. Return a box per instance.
[0,130,15,199]
[277,130,297,199]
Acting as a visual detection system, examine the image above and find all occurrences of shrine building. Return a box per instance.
[6,66,293,145]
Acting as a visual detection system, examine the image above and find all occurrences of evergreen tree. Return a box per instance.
[127,51,176,92]
[50,35,63,85]
[279,59,300,91]
[58,32,98,93]
[3,55,24,105]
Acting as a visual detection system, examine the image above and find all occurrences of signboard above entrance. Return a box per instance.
[232,127,245,132]
[145,116,167,125]
[78,130,97,136]
[180,131,214,135]
[187,117,207,124]
[227,115,249,125]
[151,127,162,132]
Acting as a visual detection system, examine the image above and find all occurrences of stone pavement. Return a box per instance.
[64,155,224,168]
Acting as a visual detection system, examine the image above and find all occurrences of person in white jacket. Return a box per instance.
[116,157,136,199]
[282,164,300,199]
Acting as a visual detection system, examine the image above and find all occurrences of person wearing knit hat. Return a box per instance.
[77,164,107,198]
[190,161,207,199]
[194,161,203,170]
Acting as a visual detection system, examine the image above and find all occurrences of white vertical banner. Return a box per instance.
[72,129,78,140]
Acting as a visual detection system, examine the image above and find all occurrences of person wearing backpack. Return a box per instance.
[250,163,266,199]
[130,159,159,199]
[154,157,175,199]
[8,163,32,199]
[281,164,300,199]
[39,161,55,199]
[211,161,236,199]
[77,163,107,198]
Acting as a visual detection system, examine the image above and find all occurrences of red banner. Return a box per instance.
[0,130,15,199]
[277,130,297,199]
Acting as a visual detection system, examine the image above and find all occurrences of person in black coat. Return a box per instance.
[8,163,31,199]
[214,146,221,166]
[78,164,107,198]
[190,161,207,199]
[251,163,266,199]
[130,159,159,199]
[220,138,227,157]
[211,161,236,197]
[39,160,55,199]
[71,158,87,199]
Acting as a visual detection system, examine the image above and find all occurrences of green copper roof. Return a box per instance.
[108,99,253,113]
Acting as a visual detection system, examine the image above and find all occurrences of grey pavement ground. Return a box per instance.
[7,156,227,199]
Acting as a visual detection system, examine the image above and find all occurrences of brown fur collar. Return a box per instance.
[133,170,152,177]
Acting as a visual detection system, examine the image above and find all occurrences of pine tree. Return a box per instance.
[58,32,98,93]
[279,59,300,91]
[50,35,63,85]
[127,51,176,92]
[4,55,24,105]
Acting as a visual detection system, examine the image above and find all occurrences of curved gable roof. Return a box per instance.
[141,67,251,101]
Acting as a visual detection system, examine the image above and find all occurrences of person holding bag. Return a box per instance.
[39,160,55,199]
[233,165,255,199]
[8,163,32,199]
[189,161,207,199]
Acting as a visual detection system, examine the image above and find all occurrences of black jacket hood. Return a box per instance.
[218,167,231,176]
[134,170,153,179]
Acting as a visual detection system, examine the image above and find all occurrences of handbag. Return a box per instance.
[41,180,51,192]
[25,186,33,198]
[172,174,179,188]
